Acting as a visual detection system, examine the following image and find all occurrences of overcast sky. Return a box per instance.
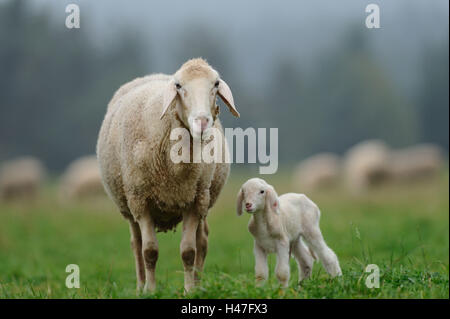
[29,0,449,94]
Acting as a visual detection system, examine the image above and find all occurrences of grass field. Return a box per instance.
[0,169,448,299]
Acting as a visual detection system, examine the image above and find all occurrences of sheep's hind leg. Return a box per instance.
[194,219,209,283]
[292,238,314,283]
[181,211,201,293]
[128,219,145,292]
[302,226,342,277]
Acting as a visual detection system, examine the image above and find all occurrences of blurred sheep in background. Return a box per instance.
[60,155,105,200]
[388,144,445,183]
[343,140,391,194]
[0,157,46,202]
[293,153,341,192]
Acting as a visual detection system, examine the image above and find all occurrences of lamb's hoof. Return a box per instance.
[277,277,289,288]
[330,268,343,278]
[255,277,267,287]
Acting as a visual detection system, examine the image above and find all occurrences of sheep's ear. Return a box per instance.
[160,80,177,119]
[236,188,244,216]
[265,186,280,215]
[218,79,240,118]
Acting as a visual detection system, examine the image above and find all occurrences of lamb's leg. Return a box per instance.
[292,238,314,283]
[254,242,268,286]
[275,239,290,287]
[302,226,342,277]
[131,200,158,293]
[181,211,200,293]
[194,219,208,283]
[128,219,145,292]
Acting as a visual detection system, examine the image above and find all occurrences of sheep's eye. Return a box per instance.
[214,80,219,88]
[175,83,182,90]
[260,190,265,194]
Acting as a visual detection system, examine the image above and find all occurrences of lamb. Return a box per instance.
[0,156,46,201]
[237,178,342,287]
[96,58,240,293]
[343,139,390,194]
[293,153,340,192]
[60,155,105,200]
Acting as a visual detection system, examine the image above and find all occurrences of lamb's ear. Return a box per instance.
[236,188,244,216]
[160,79,177,119]
[218,79,240,118]
[265,186,280,215]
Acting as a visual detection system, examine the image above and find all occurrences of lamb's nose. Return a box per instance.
[194,116,210,131]
[245,203,252,209]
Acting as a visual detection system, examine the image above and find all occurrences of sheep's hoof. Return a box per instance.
[136,284,145,296]
[143,282,156,294]
[184,283,196,295]
[183,288,193,296]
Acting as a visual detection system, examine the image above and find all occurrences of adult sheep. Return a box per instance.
[343,140,390,194]
[60,155,105,200]
[0,156,46,201]
[293,153,341,192]
[388,144,444,182]
[96,58,240,293]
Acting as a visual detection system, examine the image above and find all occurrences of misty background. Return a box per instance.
[0,0,448,172]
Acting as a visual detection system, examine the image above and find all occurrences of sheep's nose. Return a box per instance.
[194,116,210,132]
[245,203,252,209]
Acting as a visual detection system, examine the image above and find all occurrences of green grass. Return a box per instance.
[0,170,448,298]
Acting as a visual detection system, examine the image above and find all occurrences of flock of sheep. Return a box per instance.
[1,141,443,203]
[0,58,446,294]
[0,155,103,202]
[293,140,445,194]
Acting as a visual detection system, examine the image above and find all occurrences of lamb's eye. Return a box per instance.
[260,190,265,194]
[175,83,182,90]
[214,80,219,88]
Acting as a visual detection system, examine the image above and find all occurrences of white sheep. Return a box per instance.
[0,156,46,201]
[96,58,240,293]
[237,178,342,287]
[293,153,340,192]
[343,139,391,194]
[388,144,444,182]
[60,155,105,200]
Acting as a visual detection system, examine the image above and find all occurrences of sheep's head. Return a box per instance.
[160,58,240,139]
[236,178,279,216]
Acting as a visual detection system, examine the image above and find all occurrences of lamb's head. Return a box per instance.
[160,58,240,139]
[236,178,279,216]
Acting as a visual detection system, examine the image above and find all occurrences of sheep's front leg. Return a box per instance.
[194,219,209,283]
[275,239,290,288]
[254,242,268,285]
[132,203,158,293]
[181,211,201,293]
